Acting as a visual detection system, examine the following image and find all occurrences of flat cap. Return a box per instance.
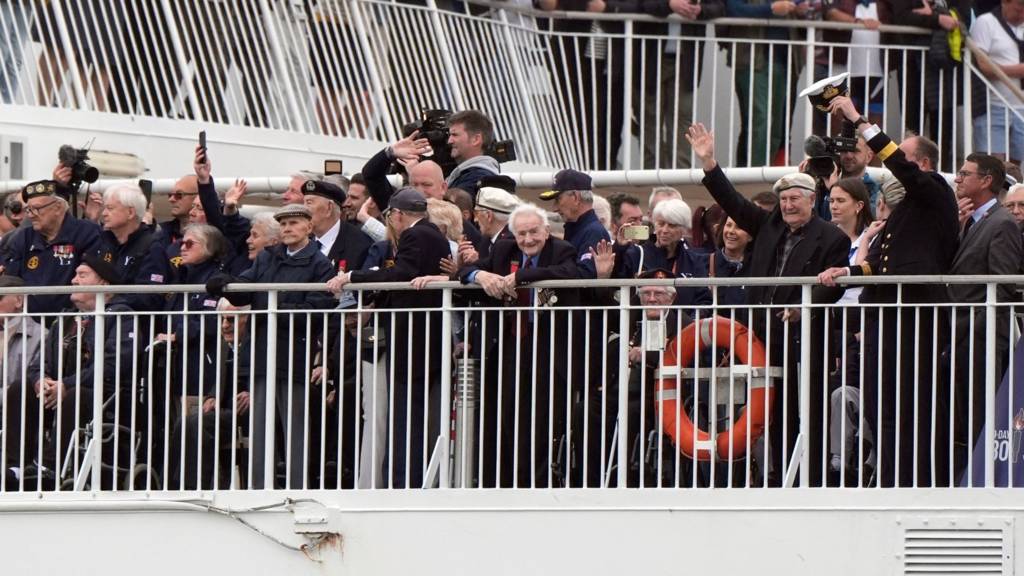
[772,173,817,195]
[0,275,25,289]
[387,187,427,212]
[475,187,520,215]
[539,169,592,200]
[302,179,346,206]
[274,203,312,222]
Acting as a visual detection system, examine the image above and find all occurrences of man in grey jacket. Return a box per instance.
[0,275,42,387]
[446,110,499,198]
[946,152,1023,483]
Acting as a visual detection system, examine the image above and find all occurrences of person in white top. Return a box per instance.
[971,0,1024,163]
[828,177,875,305]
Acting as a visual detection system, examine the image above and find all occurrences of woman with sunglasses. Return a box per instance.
[155,224,231,418]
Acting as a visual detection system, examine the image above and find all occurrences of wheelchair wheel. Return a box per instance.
[128,464,161,490]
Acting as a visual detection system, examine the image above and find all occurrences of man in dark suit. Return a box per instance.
[329,187,452,489]
[821,95,960,487]
[947,153,1023,483]
[459,203,580,488]
[302,179,372,274]
[687,123,850,487]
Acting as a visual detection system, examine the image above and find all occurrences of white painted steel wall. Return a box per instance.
[0,491,1020,575]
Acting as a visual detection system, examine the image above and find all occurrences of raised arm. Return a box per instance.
[687,123,769,238]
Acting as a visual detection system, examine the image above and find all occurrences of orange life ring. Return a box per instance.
[655,316,774,461]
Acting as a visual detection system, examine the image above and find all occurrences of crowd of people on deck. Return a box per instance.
[0,95,1020,491]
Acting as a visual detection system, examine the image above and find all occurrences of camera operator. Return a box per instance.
[819,95,958,487]
[446,110,500,198]
[838,136,879,206]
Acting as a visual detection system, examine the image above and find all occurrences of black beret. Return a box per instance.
[302,179,346,206]
[82,250,123,285]
[21,180,59,202]
[476,174,517,195]
[638,267,674,281]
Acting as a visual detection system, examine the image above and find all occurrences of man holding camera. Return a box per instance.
[446,110,500,198]
[819,95,959,487]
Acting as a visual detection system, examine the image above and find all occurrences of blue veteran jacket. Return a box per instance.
[99,223,173,312]
[563,209,611,278]
[3,214,101,314]
[221,241,336,378]
[165,259,224,396]
[618,239,713,307]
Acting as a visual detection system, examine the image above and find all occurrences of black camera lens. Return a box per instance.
[6,200,22,215]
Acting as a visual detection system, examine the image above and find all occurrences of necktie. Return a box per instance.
[516,258,533,308]
[962,215,975,240]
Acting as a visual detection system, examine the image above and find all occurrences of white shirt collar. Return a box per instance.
[973,197,999,223]
[316,219,342,256]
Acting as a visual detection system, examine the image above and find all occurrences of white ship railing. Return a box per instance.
[0,275,1020,494]
[8,0,1017,175]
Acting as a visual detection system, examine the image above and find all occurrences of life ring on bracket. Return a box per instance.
[655,315,774,461]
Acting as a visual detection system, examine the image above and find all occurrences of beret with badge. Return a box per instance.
[302,179,346,206]
[82,249,123,285]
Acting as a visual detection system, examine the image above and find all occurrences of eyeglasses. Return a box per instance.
[170,190,198,201]
[181,239,202,250]
[25,199,59,216]
[956,170,989,180]
[4,201,22,216]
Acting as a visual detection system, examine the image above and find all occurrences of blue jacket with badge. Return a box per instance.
[618,239,713,306]
[563,209,611,278]
[99,223,173,312]
[3,214,101,314]
[165,259,224,396]
[220,241,336,378]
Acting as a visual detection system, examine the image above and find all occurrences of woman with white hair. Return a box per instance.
[245,212,281,261]
[617,198,711,306]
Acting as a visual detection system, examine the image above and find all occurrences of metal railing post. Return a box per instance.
[158,0,203,121]
[621,21,634,171]
[257,0,307,133]
[963,47,973,161]
[264,289,278,488]
[984,282,997,487]
[616,286,630,487]
[497,9,549,166]
[799,284,811,488]
[439,287,454,488]
[349,0,400,142]
[424,0,467,110]
[802,27,815,156]
[91,292,106,491]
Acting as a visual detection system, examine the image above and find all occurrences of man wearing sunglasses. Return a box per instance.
[0,180,101,314]
[158,174,199,249]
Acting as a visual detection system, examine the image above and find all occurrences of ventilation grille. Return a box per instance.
[901,518,1013,576]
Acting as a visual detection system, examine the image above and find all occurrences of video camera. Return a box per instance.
[803,121,859,180]
[395,109,517,177]
[58,145,99,189]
